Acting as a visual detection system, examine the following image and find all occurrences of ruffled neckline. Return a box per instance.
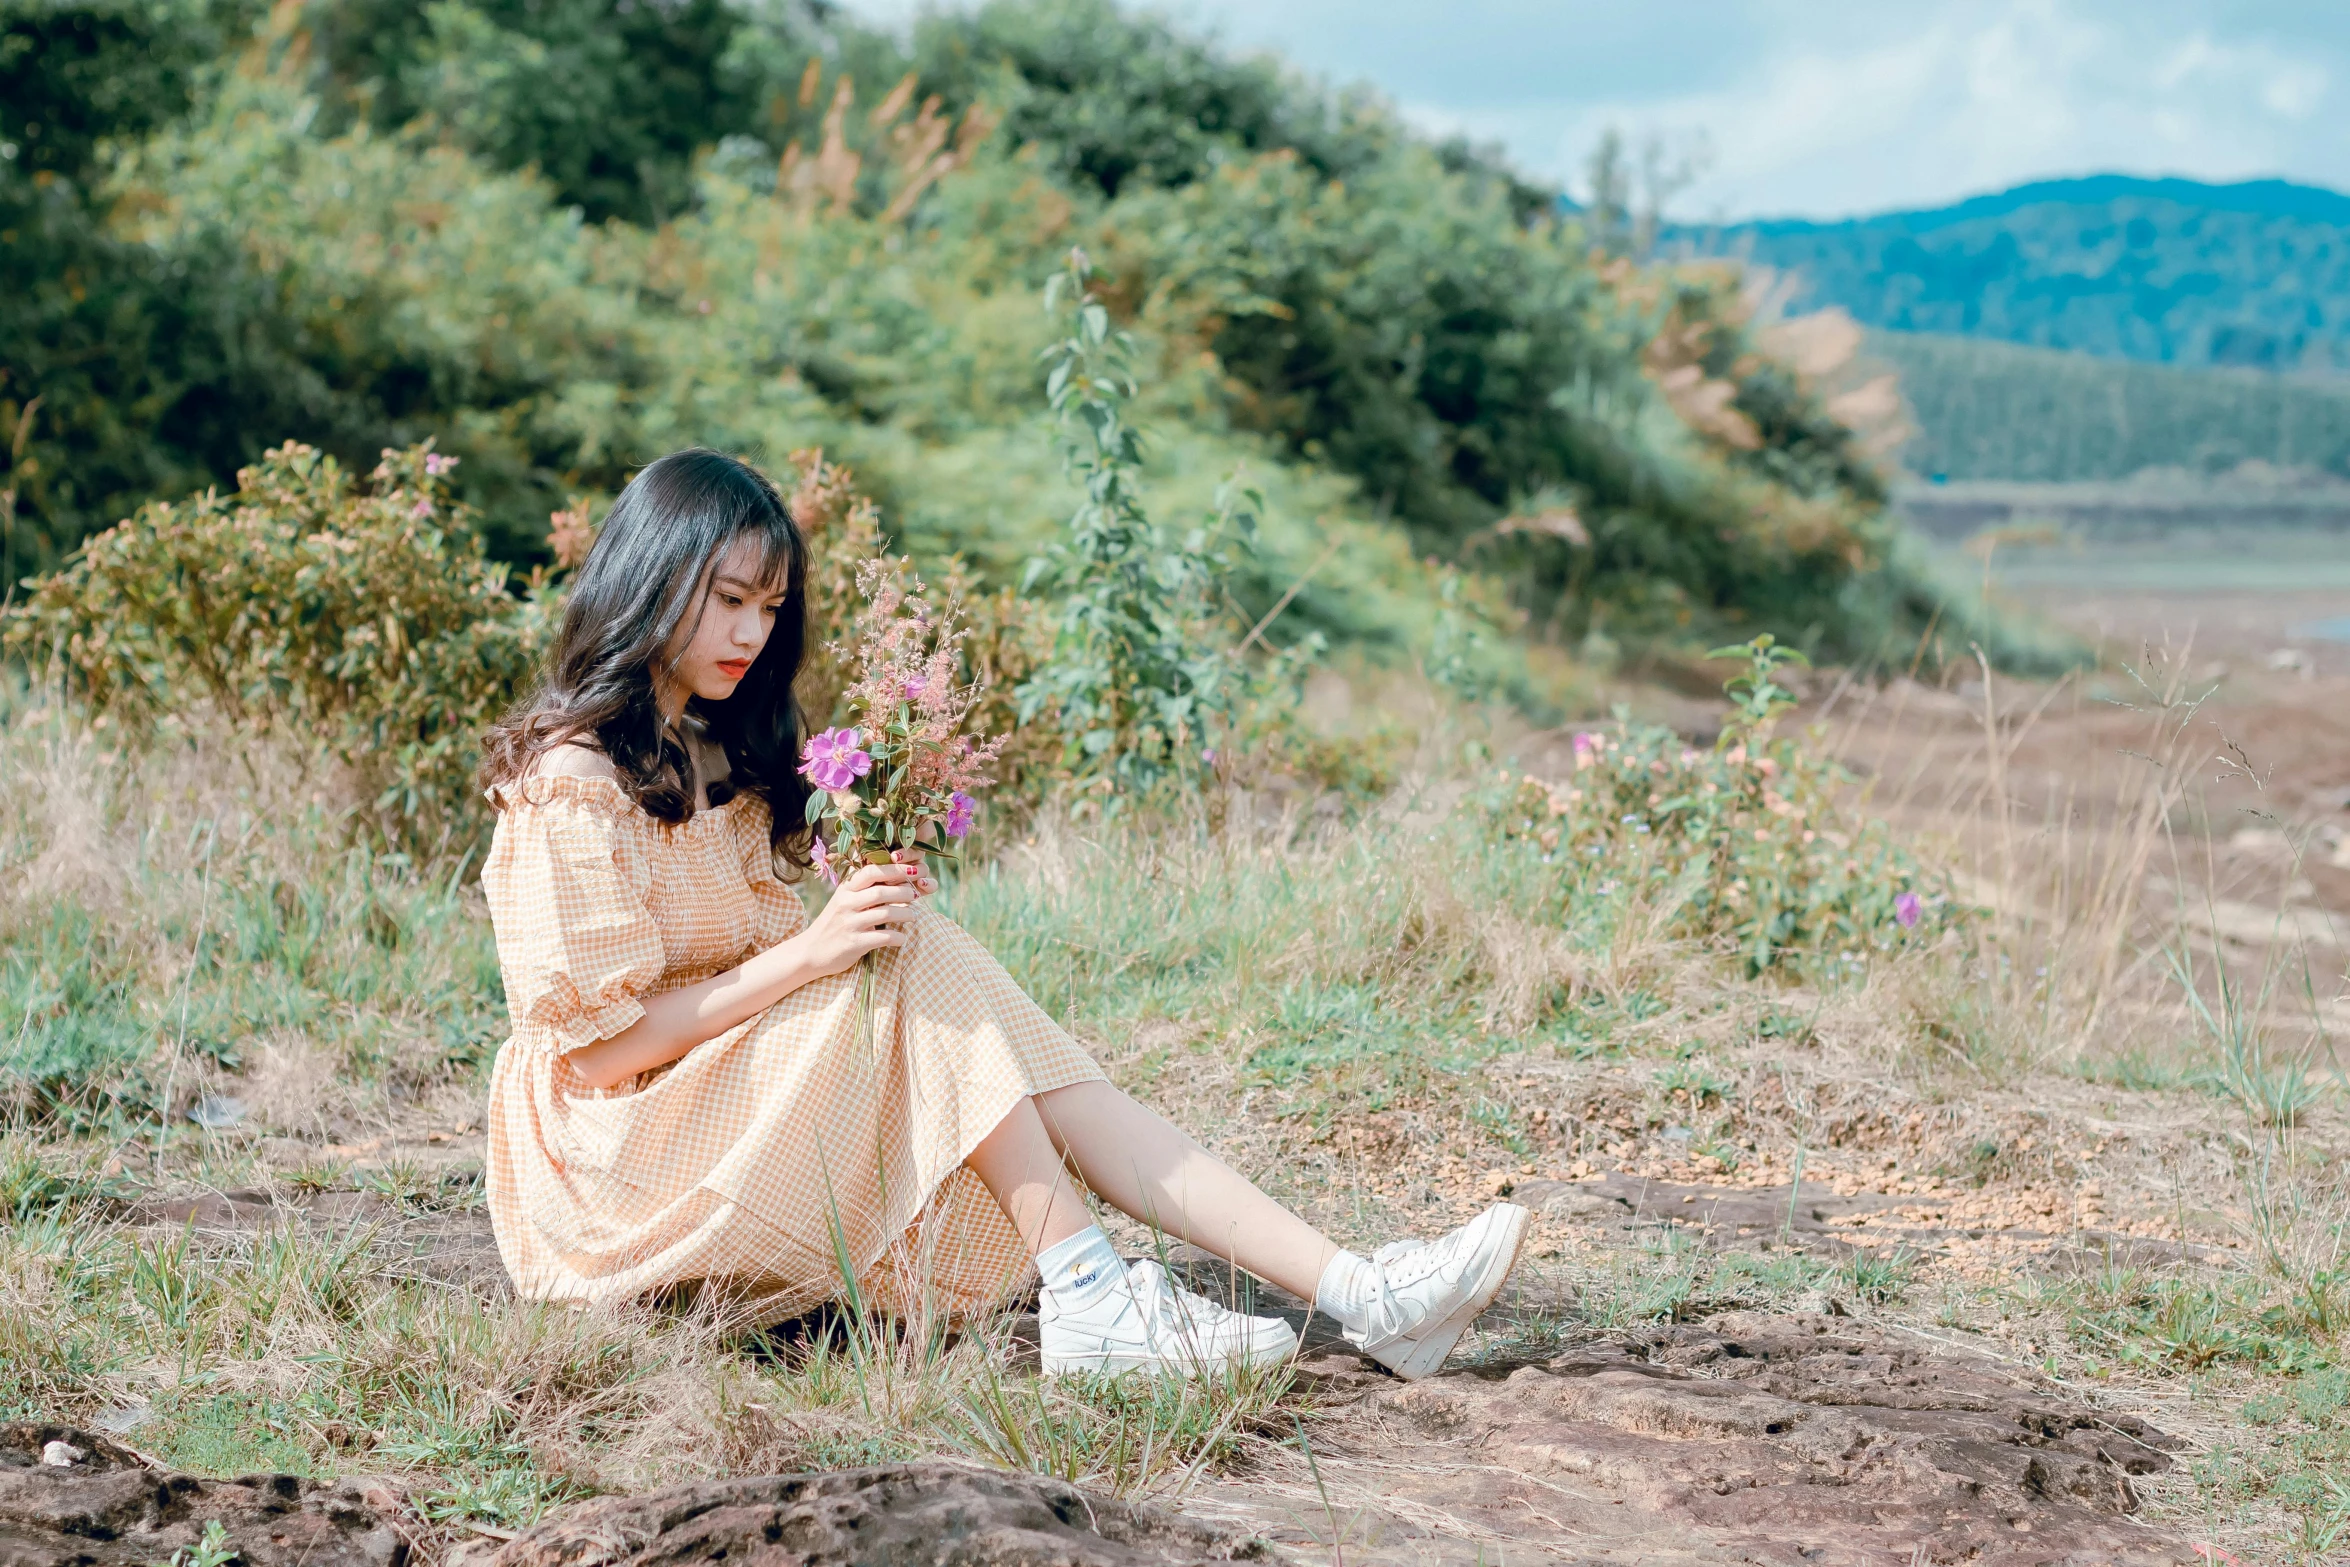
[488,771,757,830]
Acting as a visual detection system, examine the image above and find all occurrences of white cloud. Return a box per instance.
[831,0,2350,217]
[1541,0,2340,217]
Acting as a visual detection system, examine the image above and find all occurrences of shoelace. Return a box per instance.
[1356,1232,1472,1339]
[1125,1261,1240,1348]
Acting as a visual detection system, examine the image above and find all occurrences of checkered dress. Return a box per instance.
[479,774,1104,1322]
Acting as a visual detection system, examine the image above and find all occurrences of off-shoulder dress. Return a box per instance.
[479,774,1105,1320]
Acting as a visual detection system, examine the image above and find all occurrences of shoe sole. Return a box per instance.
[1042,1328,1300,1378]
[1376,1203,1531,1381]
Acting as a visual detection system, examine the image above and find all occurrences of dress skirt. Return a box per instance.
[477,774,1105,1322]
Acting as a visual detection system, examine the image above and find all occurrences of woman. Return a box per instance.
[478,449,1528,1378]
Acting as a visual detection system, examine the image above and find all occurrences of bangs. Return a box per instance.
[730,509,801,593]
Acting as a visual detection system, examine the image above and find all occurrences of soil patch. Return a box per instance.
[1196,1314,2199,1566]
[0,1423,409,1567]
[125,1187,507,1295]
[483,1463,1267,1567]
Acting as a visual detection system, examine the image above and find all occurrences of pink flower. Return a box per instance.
[904,678,926,700]
[799,727,872,792]
[424,452,458,476]
[810,834,837,887]
[945,790,976,838]
[1894,891,1921,929]
[411,498,434,519]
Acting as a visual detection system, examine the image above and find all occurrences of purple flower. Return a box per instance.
[810,834,837,887]
[944,790,976,838]
[1572,732,1598,756]
[1894,891,1921,929]
[424,452,458,476]
[799,727,872,792]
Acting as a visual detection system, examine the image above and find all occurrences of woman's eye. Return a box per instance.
[719,594,743,609]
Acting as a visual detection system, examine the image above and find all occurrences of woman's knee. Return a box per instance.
[1032,1080,1114,1149]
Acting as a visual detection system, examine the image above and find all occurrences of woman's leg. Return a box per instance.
[964,1094,1096,1257]
[1033,1080,1339,1302]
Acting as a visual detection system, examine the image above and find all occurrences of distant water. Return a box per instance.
[2295,616,2350,642]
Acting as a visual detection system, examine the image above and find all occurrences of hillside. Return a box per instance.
[0,0,2044,675]
[1872,330,2350,482]
[1679,175,2350,372]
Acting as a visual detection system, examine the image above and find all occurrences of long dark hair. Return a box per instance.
[480,449,812,861]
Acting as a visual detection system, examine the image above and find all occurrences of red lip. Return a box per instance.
[715,660,751,680]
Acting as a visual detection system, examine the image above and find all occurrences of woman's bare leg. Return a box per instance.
[1034,1080,1339,1302]
[964,1094,1096,1256]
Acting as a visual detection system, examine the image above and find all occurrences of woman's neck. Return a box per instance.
[656,675,689,726]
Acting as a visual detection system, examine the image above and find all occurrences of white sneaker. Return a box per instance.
[1345,1203,1530,1380]
[1040,1259,1300,1376]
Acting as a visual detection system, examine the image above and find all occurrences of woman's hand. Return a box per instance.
[572,857,937,1089]
[890,847,940,898]
[797,861,926,978]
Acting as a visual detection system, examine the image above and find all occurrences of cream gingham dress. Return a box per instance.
[479,773,1105,1320]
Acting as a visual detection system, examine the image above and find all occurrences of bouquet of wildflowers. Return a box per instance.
[799,562,1003,1054]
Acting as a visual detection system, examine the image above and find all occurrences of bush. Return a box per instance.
[1483,637,1953,976]
[3,441,558,850]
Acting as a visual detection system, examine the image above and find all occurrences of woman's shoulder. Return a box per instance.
[534,744,621,783]
[489,745,636,819]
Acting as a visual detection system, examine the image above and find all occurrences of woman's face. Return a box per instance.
[661,536,788,713]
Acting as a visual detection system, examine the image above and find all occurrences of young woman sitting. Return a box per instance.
[476,449,1528,1377]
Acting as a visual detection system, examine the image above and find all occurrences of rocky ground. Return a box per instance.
[6,1296,2206,1567]
[11,567,2336,1567]
[10,1127,2259,1567]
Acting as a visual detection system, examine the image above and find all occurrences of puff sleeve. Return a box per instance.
[736,795,809,952]
[481,785,667,1054]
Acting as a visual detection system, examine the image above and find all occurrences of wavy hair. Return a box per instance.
[479,449,812,860]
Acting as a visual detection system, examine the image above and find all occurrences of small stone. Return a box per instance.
[40,1440,84,1467]
[189,1094,247,1129]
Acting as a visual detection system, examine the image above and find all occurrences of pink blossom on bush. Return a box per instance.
[424,453,458,477]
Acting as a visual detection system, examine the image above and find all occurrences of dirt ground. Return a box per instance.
[26,562,2342,1567]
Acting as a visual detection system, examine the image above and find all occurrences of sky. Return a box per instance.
[839,0,2350,220]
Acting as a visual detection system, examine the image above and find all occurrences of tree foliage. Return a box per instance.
[0,0,2036,681]
[1687,175,2350,374]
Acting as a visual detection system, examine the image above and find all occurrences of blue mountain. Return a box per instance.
[1672,175,2350,373]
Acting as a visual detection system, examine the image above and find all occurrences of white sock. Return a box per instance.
[1315,1249,1378,1333]
[1036,1226,1122,1313]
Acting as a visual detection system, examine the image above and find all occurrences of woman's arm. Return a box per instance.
[565,860,930,1090]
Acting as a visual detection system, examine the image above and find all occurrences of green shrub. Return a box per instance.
[1016,249,1279,804]
[3,441,558,850]
[1483,637,1953,976]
